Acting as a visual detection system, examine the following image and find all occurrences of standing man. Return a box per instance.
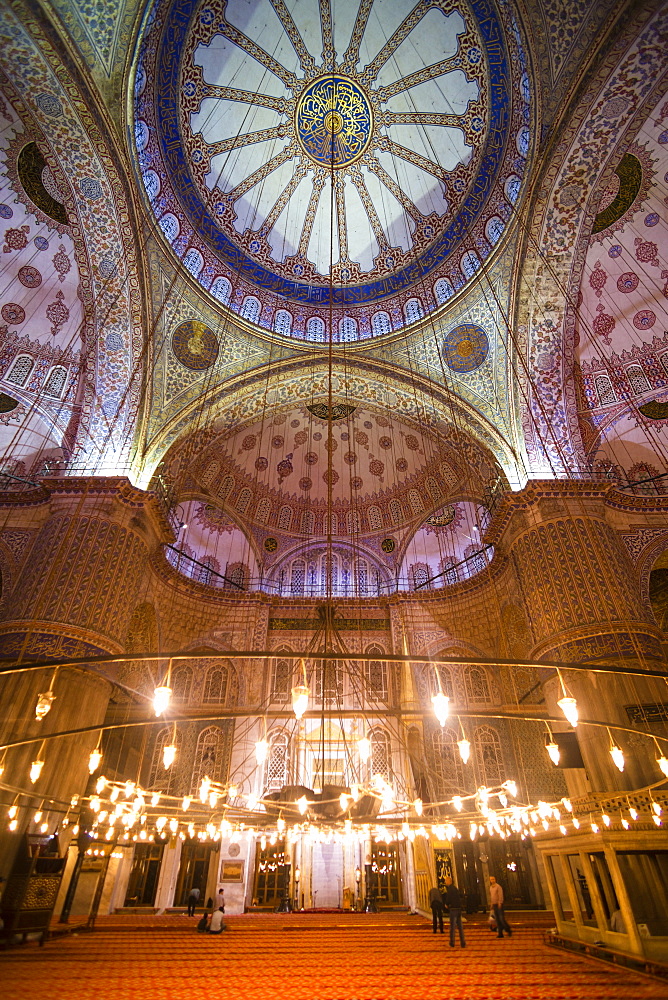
[187,885,200,917]
[489,876,512,938]
[443,875,466,948]
[216,886,225,911]
[428,885,445,934]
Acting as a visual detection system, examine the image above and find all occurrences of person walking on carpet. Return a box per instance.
[489,876,512,938]
[187,886,200,917]
[429,885,445,934]
[443,875,466,948]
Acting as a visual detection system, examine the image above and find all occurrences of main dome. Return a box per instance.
[135,0,530,341]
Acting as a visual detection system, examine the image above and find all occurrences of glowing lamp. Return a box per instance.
[181,796,191,811]
[557,696,578,728]
[610,745,625,772]
[452,796,463,812]
[151,792,161,807]
[414,798,423,817]
[358,737,371,762]
[153,686,172,717]
[163,744,177,769]
[297,795,309,815]
[88,748,103,774]
[431,692,450,727]
[199,777,211,803]
[29,759,44,784]
[35,691,55,721]
[457,739,471,763]
[657,756,668,778]
[255,739,269,765]
[546,742,560,765]
[291,684,309,720]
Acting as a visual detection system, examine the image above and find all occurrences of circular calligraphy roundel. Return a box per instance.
[172,320,219,371]
[296,76,373,169]
[443,324,489,373]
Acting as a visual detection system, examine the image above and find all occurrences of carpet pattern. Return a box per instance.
[1,913,665,999]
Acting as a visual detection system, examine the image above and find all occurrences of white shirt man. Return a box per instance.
[208,907,225,934]
[489,876,512,938]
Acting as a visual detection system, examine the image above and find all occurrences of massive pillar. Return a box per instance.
[0,477,171,874]
[490,482,666,792]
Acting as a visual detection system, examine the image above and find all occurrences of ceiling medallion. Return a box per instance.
[296,76,373,169]
[307,402,358,421]
[171,320,219,371]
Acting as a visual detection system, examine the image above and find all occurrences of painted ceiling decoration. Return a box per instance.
[136,0,531,340]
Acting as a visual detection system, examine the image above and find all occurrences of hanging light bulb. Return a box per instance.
[452,796,463,812]
[291,684,309,720]
[546,742,560,765]
[35,691,55,721]
[199,777,211,803]
[163,744,177,769]
[358,736,371,762]
[339,793,350,811]
[29,759,44,784]
[153,686,172,717]
[297,795,309,815]
[88,748,103,774]
[151,792,161,807]
[431,692,449,727]
[8,804,17,819]
[254,739,269,764]
[657,756,668,778]
[33,810,43,823]
[610,744,625,772]
[557,696,578,727]
[413,798,423,817]
[629,807,638,821]
[168,818,178,834]
[181,796,191,811]
[457,739,470,763]
[503,780,518,798]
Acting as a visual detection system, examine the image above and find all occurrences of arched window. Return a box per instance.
[440,558,459,585]
[594,374,615,405]
[271,655,291,703]
[338,316,358,340]
[201,461,220,488]
[425,476,442,501]
[43,366,68,398]
[432,727,464,793]
[218,476,234,501]
[325,512,338,536]
[203,664,230,704]
[240,296,261,322]
[225,562,247,590]
[197,556,218,586]
[315,658,343,700]
[255,496,272,524]
[306,316,325,341]
[211,276,232,304]
[347,509,360,534]
[236,488,252,514]
[428,664,453,699]
[357,560,368,596]
[274,309,292,336]
[266,732,289,791]
[626,364,650,395]
[6,355,34,387]
[147,726,180,793]
[474,725,503,785]
[464,544,488,575]
[142,170,160,199]
[411,563,430,590]
[365,646,387,701]
[370,728,390,780]
[404,298,423,323]
[485,217,504,245]
[389,499,403,525]
[183,248,203,277]
[464,665,491,704]
[367,505,383,531]
[371,311,391,336]
[461,251,481,278]
[278,505,292,530]
[191,725,229,793]
[434,278,454,304]
[408,489,423,515]
[290,559,305,595]
[300,510,315,535]
[171,665,193,704]
[661,354,668,377]
[159,213,180,242]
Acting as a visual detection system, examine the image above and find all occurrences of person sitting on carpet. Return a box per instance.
[207,906,226,935]
[196,911,210,933]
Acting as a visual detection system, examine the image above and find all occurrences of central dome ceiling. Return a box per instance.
[136,0,530,341]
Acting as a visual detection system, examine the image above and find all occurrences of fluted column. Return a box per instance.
[490,483,665,792]
[0,477,171,873]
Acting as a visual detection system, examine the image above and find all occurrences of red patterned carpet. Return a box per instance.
[1,913,665,999]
